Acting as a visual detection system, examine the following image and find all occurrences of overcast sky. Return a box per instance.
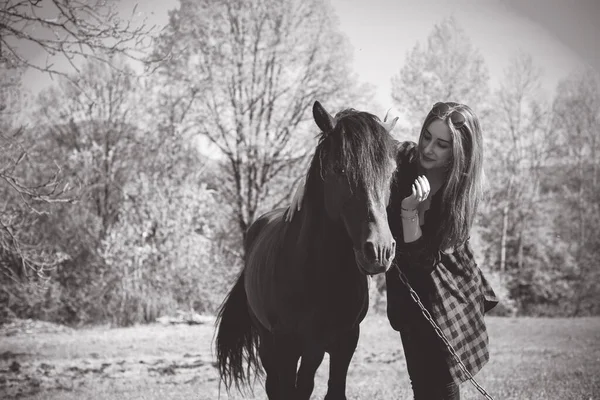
[21,0,598,114]
[328,0,596,112]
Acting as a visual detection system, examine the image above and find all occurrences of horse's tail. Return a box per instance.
[215,271,261,393]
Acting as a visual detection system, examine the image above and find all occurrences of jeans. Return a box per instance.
[399,318,460,400]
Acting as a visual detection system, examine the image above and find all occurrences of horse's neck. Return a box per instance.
[292,203,353,267]
[288,176,355,268]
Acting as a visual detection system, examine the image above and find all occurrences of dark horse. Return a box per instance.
[215,101,399,399]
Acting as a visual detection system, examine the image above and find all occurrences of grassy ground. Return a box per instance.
[1,314,599,400]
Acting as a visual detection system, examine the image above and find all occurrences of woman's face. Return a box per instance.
[419,119,453,171]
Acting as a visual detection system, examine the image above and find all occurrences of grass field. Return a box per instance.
[1,314,599,400]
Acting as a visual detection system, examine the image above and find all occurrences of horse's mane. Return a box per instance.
[303,109,397,212]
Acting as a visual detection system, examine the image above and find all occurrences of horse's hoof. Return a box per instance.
[324,395,346,400]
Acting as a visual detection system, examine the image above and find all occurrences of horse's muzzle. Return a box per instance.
[354,243,395,275]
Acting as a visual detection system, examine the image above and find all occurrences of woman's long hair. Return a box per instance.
[417,102,484,251]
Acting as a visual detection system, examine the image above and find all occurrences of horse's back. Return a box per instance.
[245,208,285,255]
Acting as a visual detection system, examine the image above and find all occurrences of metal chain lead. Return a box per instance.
[394,265,495,400]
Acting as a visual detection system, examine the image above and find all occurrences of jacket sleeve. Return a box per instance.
[396,236,440,274]
[389,141,441,274]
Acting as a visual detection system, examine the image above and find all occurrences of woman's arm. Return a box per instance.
[397,176,438,273]
[400,176,429,243]
[401,208,421,243]
[284,176,305,222]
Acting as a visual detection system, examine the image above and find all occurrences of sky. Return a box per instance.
[326,0,596,113]
[20,0,598,116]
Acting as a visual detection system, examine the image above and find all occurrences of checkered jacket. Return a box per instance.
[385,141,499,384]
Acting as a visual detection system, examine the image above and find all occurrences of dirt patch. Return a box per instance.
[0,319,73,337]
[0,319,220,399]
[0,354,217,399]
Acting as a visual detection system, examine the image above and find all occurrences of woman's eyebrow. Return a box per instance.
[425,128,451,144]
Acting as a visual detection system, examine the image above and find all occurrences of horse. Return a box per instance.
[215,101,399,400]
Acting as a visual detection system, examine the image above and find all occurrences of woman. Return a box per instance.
[286,102,498,399]
[384,102,498,400]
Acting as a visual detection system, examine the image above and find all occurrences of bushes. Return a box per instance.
[1,172,241,327]
[96,174,239,325]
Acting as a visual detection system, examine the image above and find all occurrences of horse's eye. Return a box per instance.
[334,167,345,175]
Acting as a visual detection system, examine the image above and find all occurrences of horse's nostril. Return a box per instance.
[390,240,396,259]
[364,242,376,261]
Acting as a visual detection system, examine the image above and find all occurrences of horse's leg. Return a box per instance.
[296,347,326,399]
[271,333,301,399]
[258,330,279,399]
[324,325,360,400]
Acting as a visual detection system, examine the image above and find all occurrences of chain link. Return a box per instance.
[394,264,495,400]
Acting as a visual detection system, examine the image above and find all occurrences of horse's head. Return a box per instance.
[306,101,398,275]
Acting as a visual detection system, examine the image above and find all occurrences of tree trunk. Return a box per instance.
[500,203,508,272]
[500,173,514,272]
[592,133,597,189]
[573,145,586,316]
[517,228,524,270]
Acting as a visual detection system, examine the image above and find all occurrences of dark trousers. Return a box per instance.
[399,318,460,400]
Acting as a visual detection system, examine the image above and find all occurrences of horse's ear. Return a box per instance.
[313,101,336,134]
[380,108,399,132]
[380,117,399,133]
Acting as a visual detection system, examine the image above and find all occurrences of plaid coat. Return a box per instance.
[385,141,499,384]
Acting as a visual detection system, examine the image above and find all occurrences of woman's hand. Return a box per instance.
[284,178,305,222]
[401,175,430,211]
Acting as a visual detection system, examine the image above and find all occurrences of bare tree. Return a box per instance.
[0,0,157,285]
[488,53,553,271]
[478,54,593,315]
[0,0,157,209]
[34,56,145,237]
[0,56,74,284]
[552,67,600,315]
[153,0,373,243]
[390,17,490,134]
[1,55,144,286]
[0,0,155,77]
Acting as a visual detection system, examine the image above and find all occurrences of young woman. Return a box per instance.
[286,102,498,399]
[384,102,498,400]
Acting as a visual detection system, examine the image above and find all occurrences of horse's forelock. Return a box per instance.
[331,111,395,194]
[305,109,395,207]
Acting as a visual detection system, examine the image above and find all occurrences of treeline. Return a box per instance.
[391,18,599,317]
[0,0,371,325]
[1,1,598,326]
